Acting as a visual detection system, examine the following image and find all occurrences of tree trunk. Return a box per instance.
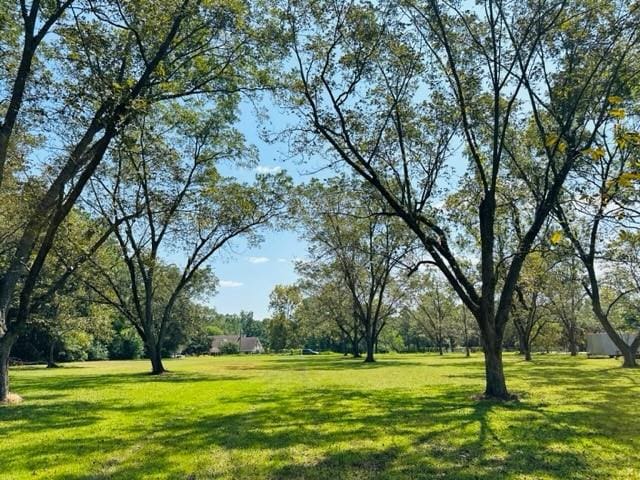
[482,342,510,399]
[520,334,532,361]
[517,335,525,355]
[0,334,15,402]
[364,336,375,363]
[148,343,166,374]
[465,345,470,357]
[622,347,637,368]
[568,334,578,356]
[438,342,444,355]
[351,337,361,358]
[47,341,57,368]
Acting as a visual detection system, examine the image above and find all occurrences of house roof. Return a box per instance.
[210,335,263,353]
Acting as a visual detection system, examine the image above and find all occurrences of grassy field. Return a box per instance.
[1,353,639,480]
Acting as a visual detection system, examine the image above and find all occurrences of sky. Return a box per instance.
[201,103,314,320]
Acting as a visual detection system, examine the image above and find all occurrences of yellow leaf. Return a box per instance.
[625,132,640,146]
[557,141,567,154]
[610,108,626,120]
[583,146,605,160]
[550,231,563,245]
[545,134,559,148]
[617,172,640,188]
[608,95,624,105]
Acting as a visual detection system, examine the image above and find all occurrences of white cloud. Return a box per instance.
[277,258,288,263]
[255,165,282,174]
[247,256,270,264]
[219,280,243,288]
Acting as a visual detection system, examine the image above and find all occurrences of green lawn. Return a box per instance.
[1,353,639,480]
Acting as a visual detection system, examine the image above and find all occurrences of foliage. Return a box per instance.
[219,342,240,355]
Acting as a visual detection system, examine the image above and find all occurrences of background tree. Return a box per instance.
[268,284,303,351]
[81,107,290,374]
[554,95,640,367]
[546,255,590,356]
[297,261,363,357]
[511,253,554,361]
[406,272,457,355]
[299,178,412,362]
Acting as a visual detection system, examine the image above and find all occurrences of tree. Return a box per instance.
[299,178,412,362]
[278,0,639,398]
[546,255,589,356]
[297,261,363,357]
[82,108,290,374]
[1,0,266,401]
[511,254,554,361]
[555,95,640,367]
[268,284,303,351]
[406,272,456,355]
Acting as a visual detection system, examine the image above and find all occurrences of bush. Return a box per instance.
[108,334,144,360]
[220,342,239,354]
[87,341,110,361]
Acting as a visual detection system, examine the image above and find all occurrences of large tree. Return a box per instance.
[277,0,639,398]
[0,0,267,401]
[82,108,290,374]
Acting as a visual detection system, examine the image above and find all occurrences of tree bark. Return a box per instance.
[364,336,375,363]
[47,341,57,368]
[482,339,510,399]
[148,342,166,374]
[593,307,638,368]
[568,328,578,356]
[622,346,638,368]
[0,333,16,402]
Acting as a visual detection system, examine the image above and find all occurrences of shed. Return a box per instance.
[587,332,637,357]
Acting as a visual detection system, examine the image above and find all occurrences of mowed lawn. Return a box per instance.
[1,354,639,480]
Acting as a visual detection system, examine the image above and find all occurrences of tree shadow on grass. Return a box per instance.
[7,370,245,393]
[47,385,625,479]
[196,389,595,478]
[235,356,426,372]
[3,356,639,479]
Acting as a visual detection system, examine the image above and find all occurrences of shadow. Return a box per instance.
[236,356,426,372]
[1,354,638,479]
[8,370,245,393]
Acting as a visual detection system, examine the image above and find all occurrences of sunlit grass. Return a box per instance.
[1,353,639,479]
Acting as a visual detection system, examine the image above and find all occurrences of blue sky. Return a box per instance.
[203,103,313,320]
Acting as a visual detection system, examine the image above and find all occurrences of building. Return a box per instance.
[209,335,264,355]
[587,332,638,357]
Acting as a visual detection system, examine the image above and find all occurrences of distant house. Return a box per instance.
[209,335,264,355]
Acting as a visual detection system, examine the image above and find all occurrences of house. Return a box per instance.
[209,335,264,355]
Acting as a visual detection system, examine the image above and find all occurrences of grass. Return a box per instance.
[1,353,639,480]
